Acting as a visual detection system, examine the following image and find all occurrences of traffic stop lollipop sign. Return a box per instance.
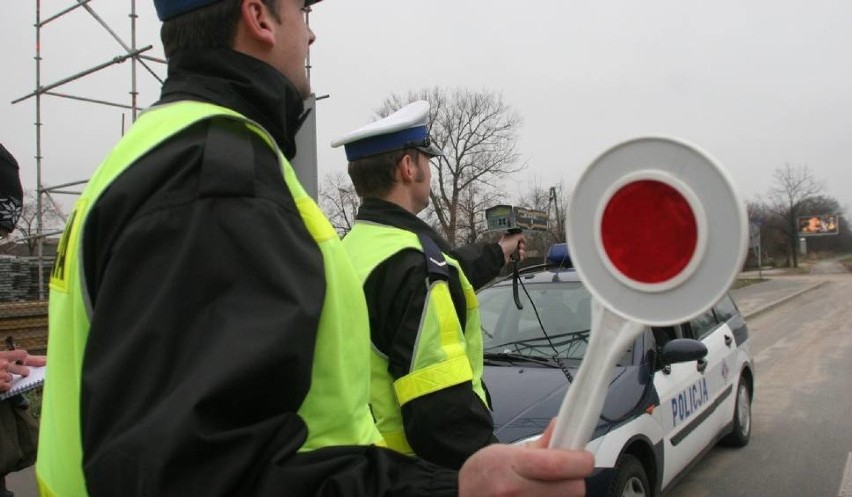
[549,136,748,449]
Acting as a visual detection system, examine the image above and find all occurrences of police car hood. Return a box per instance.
[484,364,630,444]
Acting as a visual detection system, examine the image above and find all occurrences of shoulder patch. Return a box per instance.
[417,232,449,282]
[199,118,256,198]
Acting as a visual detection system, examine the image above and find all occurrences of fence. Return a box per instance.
[0,301,48,355]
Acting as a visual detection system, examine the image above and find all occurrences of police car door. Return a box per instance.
[653,315,719,486]
[686,307,740,437]
[706,296,745,435]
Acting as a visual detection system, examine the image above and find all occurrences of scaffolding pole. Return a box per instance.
[11,0,164,299]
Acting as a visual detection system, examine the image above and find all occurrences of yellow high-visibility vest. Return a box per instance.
[343,222,487,455]
[38,101,382,497]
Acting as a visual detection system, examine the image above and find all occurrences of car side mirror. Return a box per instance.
[661,338,708,365]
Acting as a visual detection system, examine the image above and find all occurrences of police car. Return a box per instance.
[479,244,754,497]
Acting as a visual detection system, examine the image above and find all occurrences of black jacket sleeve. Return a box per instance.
[256,445,458,497]
[366,251,496,470]
[79,120,457,497]
[450,242,505,290]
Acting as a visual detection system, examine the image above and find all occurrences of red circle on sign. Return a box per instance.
[601,180,698,284]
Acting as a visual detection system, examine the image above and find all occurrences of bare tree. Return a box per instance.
[517,181,551,212]
[457,182,503,246]
[318,172,360,236]
[746,200,785,268]
[765,164,824,268]
[753,193,852,266]
[376,88,525,246]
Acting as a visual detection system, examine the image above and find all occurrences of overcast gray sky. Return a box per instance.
[2,0,851,218]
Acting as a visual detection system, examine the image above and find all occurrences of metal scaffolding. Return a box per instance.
[10,1,324,301]
[11,0,166,299]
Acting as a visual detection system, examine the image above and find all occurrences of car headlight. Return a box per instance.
[512,434,543,446]
[511,433,603,455]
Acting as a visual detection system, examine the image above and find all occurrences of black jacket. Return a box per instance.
[354,198,505,470]
[79,48,457,497]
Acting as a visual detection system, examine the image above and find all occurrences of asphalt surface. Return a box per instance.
[667,261,852,497]
[729,272,826,320]
[4,269,832,497]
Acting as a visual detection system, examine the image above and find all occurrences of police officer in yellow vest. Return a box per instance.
[36,1,594,496]
[333,101,526,470]
[0,143,47,497]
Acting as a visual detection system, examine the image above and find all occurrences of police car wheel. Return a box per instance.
[608,454,649,497]
[721,377,751,447]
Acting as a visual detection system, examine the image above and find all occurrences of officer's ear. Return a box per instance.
[396,152,418,184]
[238,0,277,47]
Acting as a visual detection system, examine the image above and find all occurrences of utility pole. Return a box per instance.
[548,186,565,243]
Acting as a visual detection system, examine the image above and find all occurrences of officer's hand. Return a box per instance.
[458,419,593,497]
[0,350,46,391]
[498,233,526,265]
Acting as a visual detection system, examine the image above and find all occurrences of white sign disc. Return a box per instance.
[566,136,748,326]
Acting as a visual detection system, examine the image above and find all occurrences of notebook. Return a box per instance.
[0,365,46,401]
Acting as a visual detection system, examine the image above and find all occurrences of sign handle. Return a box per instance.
[549,297,645,449]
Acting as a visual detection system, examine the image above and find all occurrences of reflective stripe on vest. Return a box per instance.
[37,101,382,497]
[343,221,487,455]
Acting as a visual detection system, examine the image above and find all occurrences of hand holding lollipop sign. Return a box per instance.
[549,136,748,450]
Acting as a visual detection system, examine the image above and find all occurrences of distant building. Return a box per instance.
[0,255,54,302]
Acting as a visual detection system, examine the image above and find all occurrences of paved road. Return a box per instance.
[667,264,852,497]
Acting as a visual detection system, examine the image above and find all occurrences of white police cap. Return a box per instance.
[331,100,444,161]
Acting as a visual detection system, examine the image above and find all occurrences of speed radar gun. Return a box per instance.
[549,136,748,450]
[485,204,549,309]
[485,205,549,234]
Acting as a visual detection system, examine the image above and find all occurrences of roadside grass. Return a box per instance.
[841,256,852,272]
[24,388,42,420]
[786,266,812,275]
[731,278,765,290]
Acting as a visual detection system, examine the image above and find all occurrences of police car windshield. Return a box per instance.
[478,281,592,360]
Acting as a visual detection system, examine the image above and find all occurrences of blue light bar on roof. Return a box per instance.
[546,243,572,267]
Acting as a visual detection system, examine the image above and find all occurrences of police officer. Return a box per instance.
[0,142,46,497]
[334,101,526,469]
[36,1,592,496]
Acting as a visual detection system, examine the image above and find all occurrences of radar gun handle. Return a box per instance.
[506,229,523,310]
[511,255,523,310]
